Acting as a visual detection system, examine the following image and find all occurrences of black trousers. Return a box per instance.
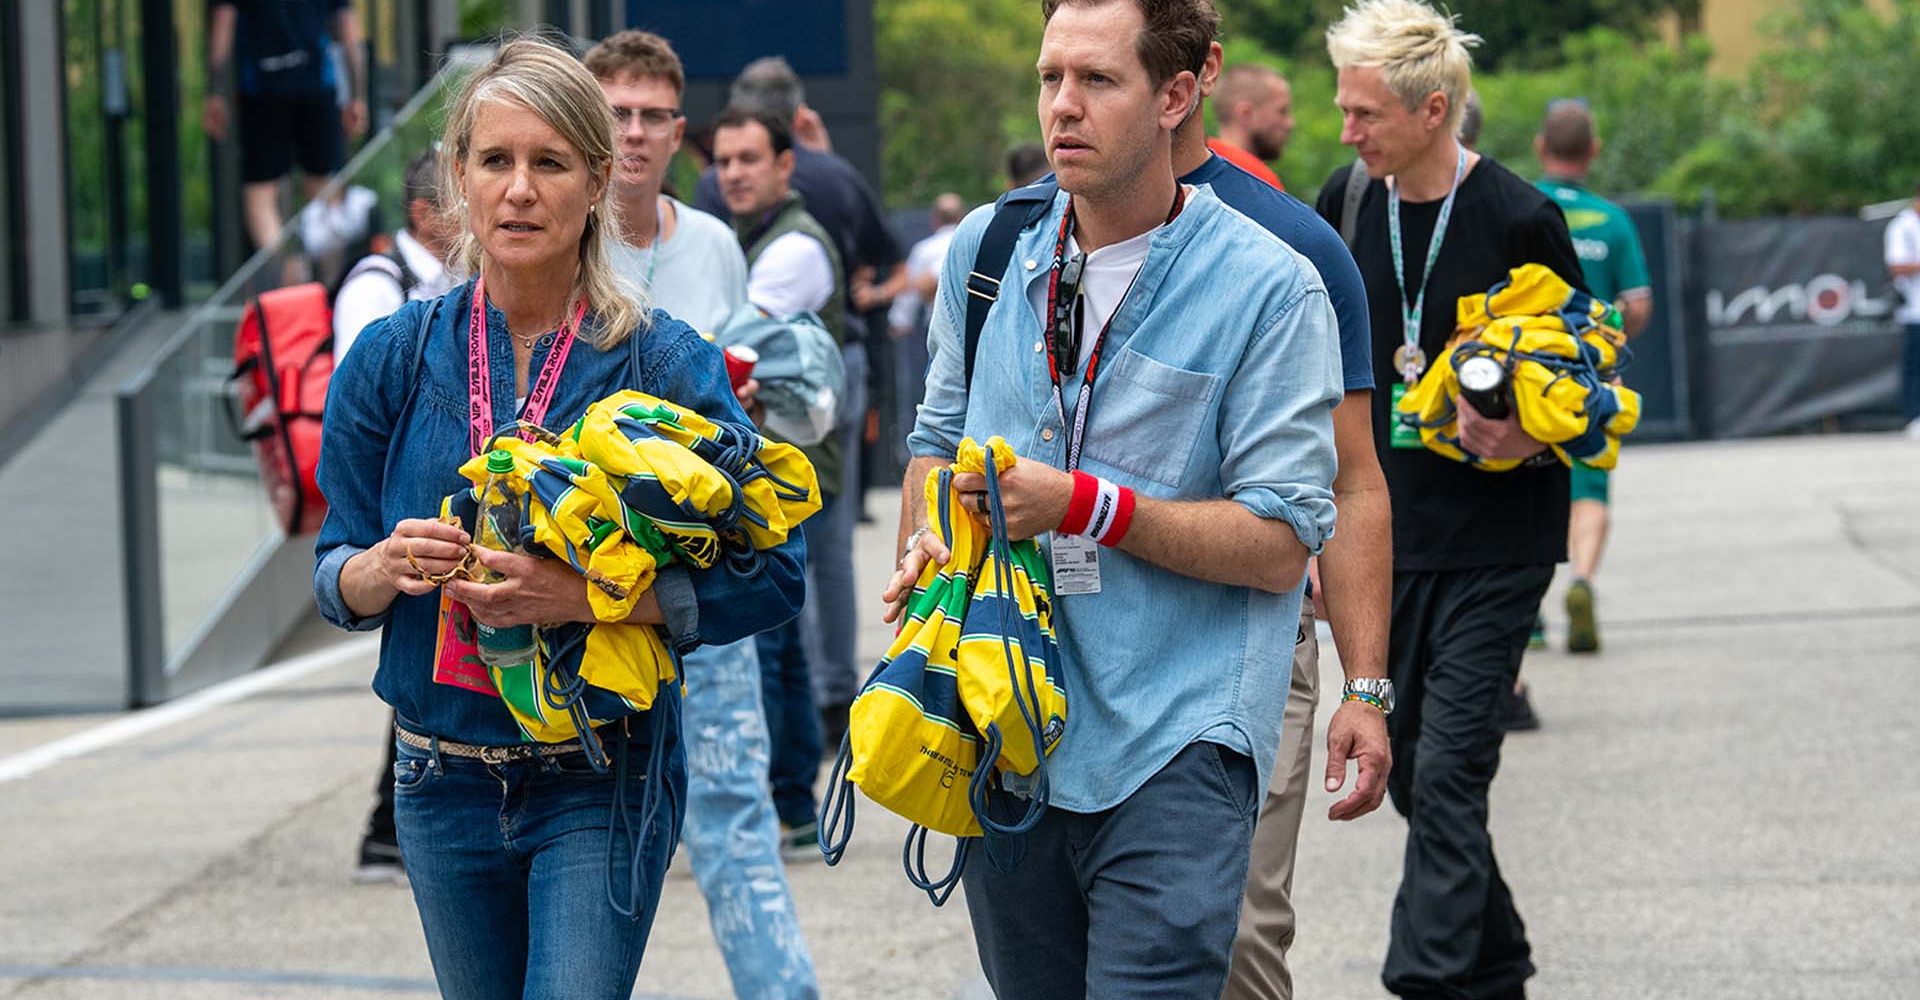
[1383,564,1555,1000]
[367,711,397,844]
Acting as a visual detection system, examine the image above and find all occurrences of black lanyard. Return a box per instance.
[1042,186,1185,470]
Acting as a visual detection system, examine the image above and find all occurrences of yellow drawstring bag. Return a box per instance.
[1397,263,1642,471]
[953,438,1066,785]
[820,437,1065,905]
[439,394,821,751]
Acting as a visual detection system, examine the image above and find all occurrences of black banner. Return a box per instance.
[1622,201,1691,439]
[1696,217,1904,438]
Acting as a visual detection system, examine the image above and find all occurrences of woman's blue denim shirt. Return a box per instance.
[907,185,1342,811]
[314,280,807,746]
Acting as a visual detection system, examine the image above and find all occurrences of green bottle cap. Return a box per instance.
[486,449,514,474]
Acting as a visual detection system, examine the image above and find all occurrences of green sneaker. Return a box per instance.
[1527,614,1547,650]
[1566,579,1599,653]
[780,821,822,861]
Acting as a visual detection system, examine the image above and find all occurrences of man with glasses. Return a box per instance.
[587,33,748,335]
[583,33,819,1000]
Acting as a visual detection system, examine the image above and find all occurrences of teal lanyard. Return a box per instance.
[1387,148,1467,382]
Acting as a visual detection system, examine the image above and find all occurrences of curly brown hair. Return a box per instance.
[581,30,685,98]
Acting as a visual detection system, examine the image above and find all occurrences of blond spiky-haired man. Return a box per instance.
[1313,2,1591,998]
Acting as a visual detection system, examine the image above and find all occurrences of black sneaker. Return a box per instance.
[1565,579,1600,653]
[355,836,406,884]
[1503,683,1541,732]
[819,702,850,758]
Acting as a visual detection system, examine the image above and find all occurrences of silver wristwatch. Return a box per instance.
[1341,677,1395,714]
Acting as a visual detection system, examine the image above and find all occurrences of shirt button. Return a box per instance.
[1034,340,1044,353]
[1024,259,1037,271]
[1041,428,1055,442]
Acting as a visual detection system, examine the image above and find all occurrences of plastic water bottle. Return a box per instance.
[472,449,536,668]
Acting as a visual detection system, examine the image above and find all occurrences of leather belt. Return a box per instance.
[395,723,615,765]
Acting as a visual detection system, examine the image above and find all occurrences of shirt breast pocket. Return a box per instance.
[1080,347,1220,490]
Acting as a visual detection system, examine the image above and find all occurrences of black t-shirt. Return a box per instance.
[214,0,346,98]
[1316,156,1585,571]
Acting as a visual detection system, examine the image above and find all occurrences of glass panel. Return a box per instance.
[64,0,149,317]
[174,0,219,302]
[135,59,472,671]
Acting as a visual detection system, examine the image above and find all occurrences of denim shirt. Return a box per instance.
[907,185,1341,811]
[314,280,807,746]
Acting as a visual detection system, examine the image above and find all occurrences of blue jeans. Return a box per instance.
[679,638,820,999]
[756,616,823,829]
[802,489,861,711]
[392,728,680,1000]
[962,741,1260,1000]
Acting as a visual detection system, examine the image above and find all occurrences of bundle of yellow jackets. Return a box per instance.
[1395,264,1642,471]
[819,437,1066,905]
[442,390,820,745]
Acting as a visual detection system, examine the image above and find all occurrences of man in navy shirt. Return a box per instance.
[1178,42,1395,1000]
[204,0,366,256]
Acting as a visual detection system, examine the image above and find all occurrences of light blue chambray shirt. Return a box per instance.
[908,185,1342,812]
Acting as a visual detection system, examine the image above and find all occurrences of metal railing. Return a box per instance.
[115,53,482,707]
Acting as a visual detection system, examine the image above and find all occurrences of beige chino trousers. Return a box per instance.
[1223,602,1320,1000]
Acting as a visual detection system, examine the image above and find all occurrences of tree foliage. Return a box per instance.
[872,0,1916,218]
[1212,0,1696,70]
[875,0,1044,207]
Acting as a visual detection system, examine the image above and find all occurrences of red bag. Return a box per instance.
[229,283,334,535]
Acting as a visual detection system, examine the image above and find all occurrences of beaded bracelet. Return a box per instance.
[1342,691,1387,711]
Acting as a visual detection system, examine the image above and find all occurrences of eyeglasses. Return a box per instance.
[611,105,684,135]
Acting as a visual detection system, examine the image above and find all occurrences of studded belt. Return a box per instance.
[395,723,614,765]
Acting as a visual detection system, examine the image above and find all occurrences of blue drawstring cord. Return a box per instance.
[903,824,971,906]
[605,703,672,920]
[966,456,1053,872]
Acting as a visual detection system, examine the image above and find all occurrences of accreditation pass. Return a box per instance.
[1050,532,1102,595]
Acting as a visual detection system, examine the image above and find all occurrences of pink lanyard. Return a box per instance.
[466,275,585,456]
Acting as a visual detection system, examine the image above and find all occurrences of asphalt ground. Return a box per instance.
[2,433,1915,999]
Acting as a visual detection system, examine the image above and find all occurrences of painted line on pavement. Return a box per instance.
[0,637,379,785]
[0,964,703,999]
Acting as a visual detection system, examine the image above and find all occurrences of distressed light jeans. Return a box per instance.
[680,638,820,1000]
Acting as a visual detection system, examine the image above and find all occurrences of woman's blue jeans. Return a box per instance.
[392,733,679,1000]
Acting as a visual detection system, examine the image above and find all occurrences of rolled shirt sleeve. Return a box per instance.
[313,303,423,631]
[1218,283,1343,554]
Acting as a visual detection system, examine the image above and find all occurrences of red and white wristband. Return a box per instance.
[1057,470,1136,547]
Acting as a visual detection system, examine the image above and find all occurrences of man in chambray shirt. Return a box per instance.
[882,1,1340,995]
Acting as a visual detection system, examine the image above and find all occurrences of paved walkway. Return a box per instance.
[1,434,1915,999]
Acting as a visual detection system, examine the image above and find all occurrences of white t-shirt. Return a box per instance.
[332,229,456,362]
[889,223,958,331]
[610,196,748,334]
[1884,206,1920,323]
[1025,226,1156,371]
[746,231,835,317]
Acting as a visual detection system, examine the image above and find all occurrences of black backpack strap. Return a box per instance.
[1339,159,1370,250]
[387,245,419,297]
[963,182,1057,388]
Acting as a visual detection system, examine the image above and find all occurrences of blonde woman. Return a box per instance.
[313,37,804,999]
